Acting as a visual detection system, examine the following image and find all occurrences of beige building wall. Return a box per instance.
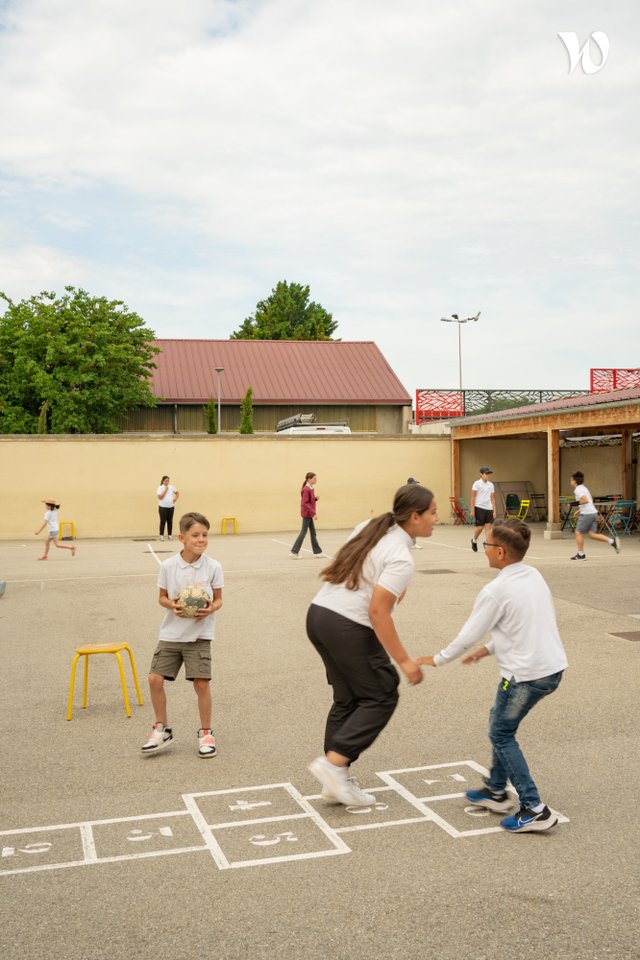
[1,435,451,540]
[460,437,547,502]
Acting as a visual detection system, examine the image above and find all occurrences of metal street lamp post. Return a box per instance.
[214,367,224,435]
[439,312,481,394]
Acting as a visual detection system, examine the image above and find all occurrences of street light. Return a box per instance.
[439,312,481,393]
[214,367,224,435]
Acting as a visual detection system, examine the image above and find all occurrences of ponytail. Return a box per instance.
[301,471,316,493]
[321,483,434,591]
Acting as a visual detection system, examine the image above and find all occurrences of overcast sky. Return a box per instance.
[1,0,638,398]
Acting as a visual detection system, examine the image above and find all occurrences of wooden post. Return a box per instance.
[621,429,633,500]
[544,428,561,538]
[452,438,461,499]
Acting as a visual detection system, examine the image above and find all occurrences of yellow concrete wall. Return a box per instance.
[460,437,547,501]
[1,435,451,539]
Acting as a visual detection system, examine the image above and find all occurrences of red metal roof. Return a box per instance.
[455,386,640,425]
[150,340,412,405]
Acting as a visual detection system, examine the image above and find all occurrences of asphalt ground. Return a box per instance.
[1,524,639,960]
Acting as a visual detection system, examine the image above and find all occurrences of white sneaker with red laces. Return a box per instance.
[141,722,173,753]
[198,728,217,758]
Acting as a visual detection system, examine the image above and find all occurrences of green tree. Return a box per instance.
[0,287,158,434]
[205,396,217,434]
[239,386,254,434]
[230,280,338,341]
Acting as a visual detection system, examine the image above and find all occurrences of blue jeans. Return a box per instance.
[486,671,563,809]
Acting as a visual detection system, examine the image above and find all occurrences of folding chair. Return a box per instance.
[449,496,473,526]
[607,500,635,535]
[506,497,530,521]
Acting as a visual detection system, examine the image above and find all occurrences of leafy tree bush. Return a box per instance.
[239,386,254,434]
[230,281,337,341]
[0,287,158,433]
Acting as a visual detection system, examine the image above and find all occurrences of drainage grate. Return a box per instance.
[417,569,455,575]
[607,631,640,642]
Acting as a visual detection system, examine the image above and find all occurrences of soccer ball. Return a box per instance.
[176,585,210,618]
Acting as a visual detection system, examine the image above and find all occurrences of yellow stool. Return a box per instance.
[58,521,76,541]
[220,516,239,535]
[67,643,143,720]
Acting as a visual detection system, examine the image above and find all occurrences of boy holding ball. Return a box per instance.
[141,512,223,759]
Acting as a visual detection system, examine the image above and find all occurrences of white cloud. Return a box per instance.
[1,0,638,393]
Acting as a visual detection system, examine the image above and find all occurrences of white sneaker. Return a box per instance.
[314,553,328,559]
[159,536,164,542]
[289,552,299,559]
[197,728,217,758]
[141,722,173,753]
[412,543,423,550]
[168,535,173,541]
[308,757,375,806]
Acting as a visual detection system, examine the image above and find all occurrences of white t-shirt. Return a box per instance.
[43,509,59,534]
[157,484,178,508]
[472,478,494,510]
[434,562,568,682]
[157,552,224,643]
[573,484,597,516]
[311,521,415,628]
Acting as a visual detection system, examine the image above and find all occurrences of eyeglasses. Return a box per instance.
[482,541,500,549]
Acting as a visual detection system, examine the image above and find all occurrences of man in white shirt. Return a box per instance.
[418,519,567,833]
[470,467,496,552]
[569,470,620,559]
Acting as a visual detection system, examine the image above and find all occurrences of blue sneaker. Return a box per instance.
[500,805,558,833]
[465,787,513,813]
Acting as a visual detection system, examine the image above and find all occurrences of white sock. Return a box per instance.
[531,802,544,813]
[325,759,348,776]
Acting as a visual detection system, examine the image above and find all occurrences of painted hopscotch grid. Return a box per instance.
[1,761,570,877]
[183,783,350,869]
[376,760,569,837]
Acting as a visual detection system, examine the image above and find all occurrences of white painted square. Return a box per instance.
[183,782,350,869]
[0,823,88,876]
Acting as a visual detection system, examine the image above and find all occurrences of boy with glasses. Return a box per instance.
[418,519,567,833]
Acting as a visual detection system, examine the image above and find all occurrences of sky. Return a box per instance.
[1,0,638,399]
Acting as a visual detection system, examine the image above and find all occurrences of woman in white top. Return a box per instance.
[306,483,438,807]
[157,476,179,541]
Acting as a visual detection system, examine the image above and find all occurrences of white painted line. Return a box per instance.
[227,848,347,869]
[210,813,309,831]
[334,816,432,834]
[147,543,162,566]
[181,795,230,870]
[79,824,97,863]
[0,846,208,877]
[282,782,351,855]
[6,573,158,585]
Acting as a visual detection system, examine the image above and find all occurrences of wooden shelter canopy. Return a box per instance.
[449,387,640,532]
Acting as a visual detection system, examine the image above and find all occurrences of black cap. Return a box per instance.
[479,467,493,474]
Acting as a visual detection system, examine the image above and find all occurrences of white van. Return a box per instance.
[276,423,352,435]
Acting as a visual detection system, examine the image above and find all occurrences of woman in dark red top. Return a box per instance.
[290,472,325,558]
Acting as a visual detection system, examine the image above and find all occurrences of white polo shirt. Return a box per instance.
[574,484,597,516]
[311,521,415,628]
[472,478,494,510]
[433,562,567,682]
[157,552,224,643]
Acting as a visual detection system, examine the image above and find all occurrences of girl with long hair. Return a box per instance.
[307,483,437,806]
[290,472,325,558]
